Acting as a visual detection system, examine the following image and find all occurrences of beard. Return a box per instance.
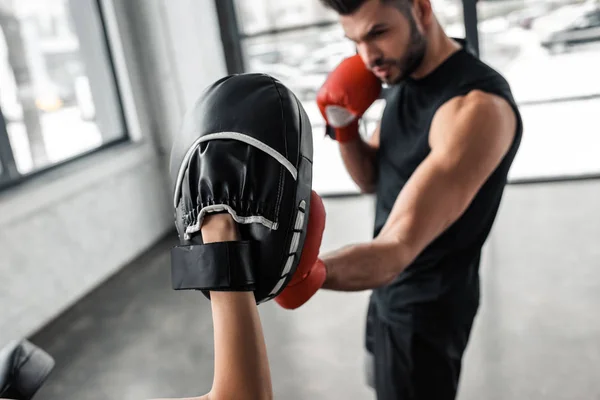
[371,18,427,85]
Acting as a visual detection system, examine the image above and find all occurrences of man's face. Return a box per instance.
[340,0,427,84]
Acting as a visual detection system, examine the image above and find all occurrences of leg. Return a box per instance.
[365,298,477,400]
[410,331,466,400]
[365,296,415,400]
[410,306,478,400]
[364,294,379,390]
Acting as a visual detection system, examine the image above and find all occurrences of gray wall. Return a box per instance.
[0,0,228,345]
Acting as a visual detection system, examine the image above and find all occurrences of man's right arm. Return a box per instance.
[339,122,380,193]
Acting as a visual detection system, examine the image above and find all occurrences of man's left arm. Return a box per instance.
[322,90,517,291]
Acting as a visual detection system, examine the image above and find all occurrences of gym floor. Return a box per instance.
[31,179,600,400]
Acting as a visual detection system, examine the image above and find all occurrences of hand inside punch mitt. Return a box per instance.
[169,73,326,308]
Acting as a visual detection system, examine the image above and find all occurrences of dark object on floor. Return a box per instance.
[0,339,55,400]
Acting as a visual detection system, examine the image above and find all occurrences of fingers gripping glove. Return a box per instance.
[317,54,382,143]
[275,190,326,310]
[0,340,55,400]
[169,73,314,304]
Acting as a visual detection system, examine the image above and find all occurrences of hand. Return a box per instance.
[317,54,381,143]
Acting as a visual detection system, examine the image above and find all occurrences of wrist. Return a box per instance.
[328,119,360,143]
[201,213,239,243]
[210,291,256,308]
[320,257,334,289]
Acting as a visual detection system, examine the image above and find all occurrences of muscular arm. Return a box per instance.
[322,91,517,291]
[339,122,380,193]
[153,214,272,400]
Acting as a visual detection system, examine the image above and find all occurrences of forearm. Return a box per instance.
[210,292,272,400]
[200,214,272,400]
[321,237,412,291]
[339,138,378,193]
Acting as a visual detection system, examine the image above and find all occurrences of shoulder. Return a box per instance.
[441,90,514,121]
[458,49,512,90]
[429,90,517,166]
[431,90,516,150]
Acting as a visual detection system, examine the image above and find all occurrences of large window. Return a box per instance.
[234,0,338,35]
[477,0,600,181]
[241,21,367,195]
[0,0,125,188]
[234,0,464,195]
[229,0,598,193]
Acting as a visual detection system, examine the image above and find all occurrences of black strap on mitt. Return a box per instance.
[171,241,255,291]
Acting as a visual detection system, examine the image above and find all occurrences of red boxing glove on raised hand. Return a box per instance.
[317,54,382,143]
[275,191,327,310]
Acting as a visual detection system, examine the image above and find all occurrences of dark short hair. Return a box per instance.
[319,0,411,15]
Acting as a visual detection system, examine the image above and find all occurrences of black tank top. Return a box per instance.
[373,44,523,323]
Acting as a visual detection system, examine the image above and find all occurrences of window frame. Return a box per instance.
[0,109,19,184]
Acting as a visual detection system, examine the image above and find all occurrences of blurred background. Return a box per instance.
[0,0,599,399]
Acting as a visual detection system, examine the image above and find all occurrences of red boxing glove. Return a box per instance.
[317,54,382,143]
[275,191,327,310]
